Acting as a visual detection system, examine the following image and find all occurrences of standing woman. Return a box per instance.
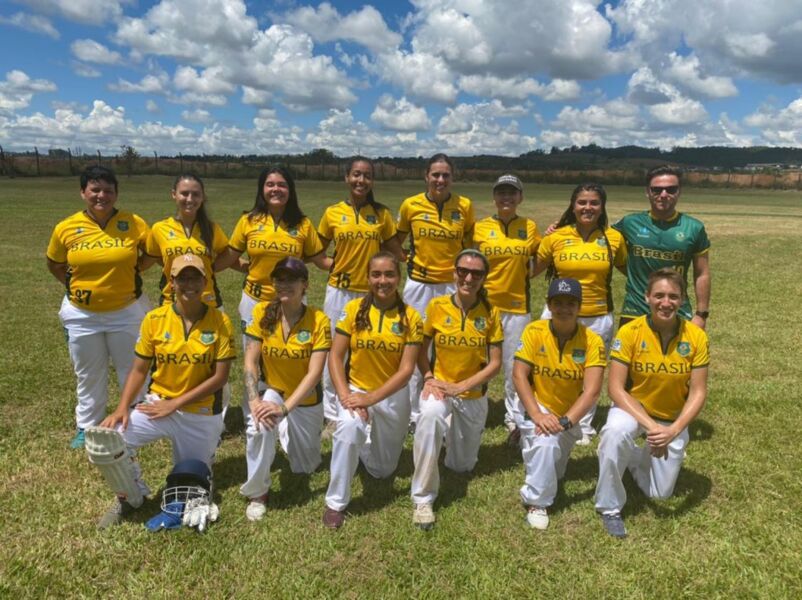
[411,249,503,530]
[473,174,541,443]
[317,157,402,423]
[396,154,475,427]
[240,257,331,521]
[322,251,422,529]
[595,268,709,538]
[532,183,627,444]
[142,174,230,309]
[46,166,151,449]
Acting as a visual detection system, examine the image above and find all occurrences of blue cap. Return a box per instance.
[547,278,582,302]
[271,256,309,280]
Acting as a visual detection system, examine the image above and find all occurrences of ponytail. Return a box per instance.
[259,298,283,335]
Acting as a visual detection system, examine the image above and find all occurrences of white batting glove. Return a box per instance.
[182,498,220,533]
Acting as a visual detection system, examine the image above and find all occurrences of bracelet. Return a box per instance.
[423,375,434,382]
[280,404,289,417]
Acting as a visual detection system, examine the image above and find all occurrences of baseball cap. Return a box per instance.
[493,174,523,191]
[547,278,582,302]
[271,256,309,280]
[171,254,206,277]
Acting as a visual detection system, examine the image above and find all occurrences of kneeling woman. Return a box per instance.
[411,249,503,530]
[323,251,422,529]
[512,278,605,530]
[94,254,235,528]
[240,257,331,521]
[595,268,709,538]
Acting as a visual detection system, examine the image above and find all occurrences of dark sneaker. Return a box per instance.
[506,427,521,448]
[413,503,435,531]
[322,507,345,529]
[70,429,86,449]
[98,498,136,529]
[601,513,627,538]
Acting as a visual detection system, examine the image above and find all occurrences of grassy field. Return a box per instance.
[1,175,801,598]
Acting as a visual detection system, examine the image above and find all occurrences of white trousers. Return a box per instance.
[519,402,582,507]
[120,396,223,495]
[324,385,410,512]
[411,393,488,505]
[539,307,614,436]
[322,285,365,421]
[594,406,689,514]
[240,389,324,499]
[60,295,150,429]
[403,279,454,424]
[499,311,531,429]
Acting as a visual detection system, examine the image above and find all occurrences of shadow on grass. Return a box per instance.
[689,419,714,442]
[624,467,712,519]
[347,447,414,515]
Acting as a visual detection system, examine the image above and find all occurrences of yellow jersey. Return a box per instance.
[423,295,504,399]
[610,316,709,421]
[514,319,606,417]
[245,304,331,407]
[134,304,236,415]
[145,217,229,307]
[474,215,541,314]
[46,209,149,312]
[229,213,324,301]
[397,192,474,283]
[318,201,397,292]
[335,299,423,393]
[537,226,627,317]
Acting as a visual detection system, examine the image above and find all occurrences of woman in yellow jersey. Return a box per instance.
[411,249,503,530]
[95,254,235,528]
[595,268,709,539]
[322,251,422,529]
[532,183,627,445]
[142,174,230,308]
[240,257,331,521]
[317,157,402,424]
[46,166,151,449]
[396,153,475,428]
[473,174,542,445]
[512,278,606,530]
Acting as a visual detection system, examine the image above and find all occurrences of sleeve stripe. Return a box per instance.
[610,357,631,367]
[691,363,709,369]
[134,351,153,360]
[334,327,351,337]
[244,332,262,342]
[311,348,331,353]
[513,357,533,367]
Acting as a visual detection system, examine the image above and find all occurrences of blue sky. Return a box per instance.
[2,0,802,156]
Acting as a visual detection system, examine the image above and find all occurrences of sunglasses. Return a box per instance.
[455,266,486,279]
[649,186,679,195]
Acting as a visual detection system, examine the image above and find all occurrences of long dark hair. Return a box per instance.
[347,156,388,214]
[173,173,214,255]
[546,183,615,311]
[248,165,305,228]
[355,251,408,332]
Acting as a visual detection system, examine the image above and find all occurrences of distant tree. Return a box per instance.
[120,145,140,176]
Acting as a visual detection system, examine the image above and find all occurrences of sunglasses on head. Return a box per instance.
[649,186,679,195]
[455,266,486,279]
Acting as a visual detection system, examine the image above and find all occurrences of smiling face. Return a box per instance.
[454,254,487,300]
[81,179,118,221]
[172,178,204,220]
[263,172,290,214]
[647,174,681,219]
[425,161,453,202]
[572,190,603,228]
[346,160,373,203]
[646,277,683,324]
[367,256,400,304]
[548,294,580,323]
[493,185,522,219]
[172,267,206,303]
[273,272,308,305]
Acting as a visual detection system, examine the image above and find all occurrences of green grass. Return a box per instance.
[1,176,801,598]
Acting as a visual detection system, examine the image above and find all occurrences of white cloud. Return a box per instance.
[367,50,458,104]
[305,109,424,157]
[241,86,272,107]
[110,72,169,94]
[370,95,431,132]
[744,97,802,145]
[0,11,59,38]
[181,108,211,123]
[663,53,737,99]
[173,66,235,95]
[16,0,128,25]
[626,67,708,125]
[71,62,101,78]
[458,75,581,102]
[71,39,123,65]
[649,96,707,126]
[0,69,56,112]
[145,99,159,113]
[283,2,402,53]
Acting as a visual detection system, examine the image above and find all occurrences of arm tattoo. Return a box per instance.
[244,372,260,403]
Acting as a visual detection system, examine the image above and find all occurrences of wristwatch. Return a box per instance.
[558,416,573,431]
[695,310,710,319]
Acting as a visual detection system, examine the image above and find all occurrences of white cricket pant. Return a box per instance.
[322,285,365,421]
[499,311,531,429]
[519,401,582,507]
[594,406,689,514]
[324,385,410,512]
[540,306,614,437]
[120,396,224,496]
[240,389,324,499]
[411,393,488,505]
[403,279,454,424]
[59,295,150,430]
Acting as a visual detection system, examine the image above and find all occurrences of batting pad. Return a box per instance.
[85,426,144,508]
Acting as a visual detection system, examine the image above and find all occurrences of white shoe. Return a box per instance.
[526,506,549,530]
[576,433,593,446]
[413,503,435,531]
[246,497,267,522]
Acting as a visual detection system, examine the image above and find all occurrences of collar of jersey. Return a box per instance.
[171,303,209,321]
[424,192,452,205]
[648,210,679,223]
[450,293,481,312]
[548,320,579,341]
[83,207,119,227]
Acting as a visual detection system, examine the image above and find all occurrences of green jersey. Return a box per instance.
[613,211,710,320]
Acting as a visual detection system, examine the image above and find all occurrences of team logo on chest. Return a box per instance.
[572,349,586,363]
[341,215,348,223]
[288,228,298,237]
[366,215,377,224]
[675,231,686,241]
[676,341,691,356]
[518,229,526,240]
[451,211,461,221]
[597,237,607,247]
[200,331,215,345]
[297,330,311,343]
[391,321,402,334]
[473,317,486,331]
[117,221,129,232]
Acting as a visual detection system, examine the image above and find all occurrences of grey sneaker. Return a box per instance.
[601,513,627,538]
[413,503,435,531]
[98,498,136,529]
